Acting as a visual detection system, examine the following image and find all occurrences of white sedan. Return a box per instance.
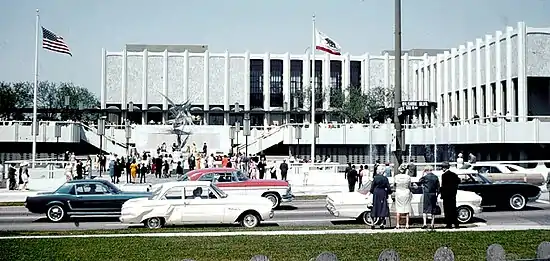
[120,181,274,229]
[326,181,482,226]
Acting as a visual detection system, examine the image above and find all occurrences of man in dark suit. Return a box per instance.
[344,162,352,179]
[347,165,359,192]
[279,160,289,181]
[440,161,461,228]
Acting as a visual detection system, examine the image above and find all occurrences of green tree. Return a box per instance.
[34,81,100,121]
[0,82,32,120]
[332,86,395,123]
[292,85,325,111]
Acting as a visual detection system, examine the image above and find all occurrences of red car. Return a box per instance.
[179,168,294,208]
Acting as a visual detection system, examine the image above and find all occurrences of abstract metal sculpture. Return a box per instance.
[158,92,194,151]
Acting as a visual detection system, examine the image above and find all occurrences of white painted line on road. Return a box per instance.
[2,225,550,239]
[0,216,38,221]
[473,222,487,227]
[536,199,550,204]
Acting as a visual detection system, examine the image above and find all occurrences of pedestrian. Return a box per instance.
[64,162,73,182]
[419,165,440,229]
[347,165,359,192]
[279,159,288,180]
[176,161,184,176]
[394,169,412,229]
[370,171,392,229]
[130,159,138,183]
[75,160,83,180]
[269,165,277,179]
[344,162,352,179]
[257,160,266,179]
[440,161,461,228]
[109,160,115,183]
[358,165,364,187]
[7,164,17,190]
[407,161,417,177]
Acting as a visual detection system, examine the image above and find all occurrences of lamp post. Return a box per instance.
[243,116,251,157]
[392,0,405,174]
[78,102,84,121]
[229,126,236,156]
[127,101,134,123]
[283,101,289,125]
[234,102,241,154]
[97,116,106,176]
[54,122,61,162]
[295,126,302,159]
[64,95,70,120]
[125,120,132,157]
[312,123,319,162]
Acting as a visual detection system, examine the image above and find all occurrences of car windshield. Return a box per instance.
[210,184,228,198]
[150,185,164,199]
[233,170,249,181]
[177,174,190,181]
[460,173,490,184]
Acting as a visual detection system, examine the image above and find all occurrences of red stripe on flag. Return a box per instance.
[315,46,341,56]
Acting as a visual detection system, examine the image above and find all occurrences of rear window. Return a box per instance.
[55,183,75,194]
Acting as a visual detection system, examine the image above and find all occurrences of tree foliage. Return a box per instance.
[0,82,32,120]
[331,86,395,123]
[292,85,325,110]
[0,81,99,121]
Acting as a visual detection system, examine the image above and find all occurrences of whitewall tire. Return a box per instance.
[509,194,526,210]
[240,213,260,228]
[144,217,163,229]
[46,204,66,222]
[263,193,280,208]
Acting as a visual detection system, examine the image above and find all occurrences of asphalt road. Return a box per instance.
[0,194,549,231]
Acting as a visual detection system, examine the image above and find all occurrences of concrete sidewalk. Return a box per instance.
[1,224,549,239]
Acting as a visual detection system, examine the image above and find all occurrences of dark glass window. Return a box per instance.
[309,60,323,109]
[250,113,264,127]
[350,61,361,88]
[208,113,224,125]
[330,61,342,108]
[290,60,304,110]
[250,59,264,109]
[270,60,283,107]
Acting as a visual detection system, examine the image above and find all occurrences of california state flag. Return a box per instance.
[315,29,342,55]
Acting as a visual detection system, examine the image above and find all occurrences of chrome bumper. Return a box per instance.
[528,191,542,203]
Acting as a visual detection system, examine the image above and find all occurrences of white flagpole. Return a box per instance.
[32,9,40,168]
[310,14,316,162]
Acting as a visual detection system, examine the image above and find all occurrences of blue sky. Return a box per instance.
[0,0,548,95]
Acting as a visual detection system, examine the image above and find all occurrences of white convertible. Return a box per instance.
[120,181,274,229]
[326,181,482,225]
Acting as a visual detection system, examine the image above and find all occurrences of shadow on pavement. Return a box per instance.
[276,205,298,211]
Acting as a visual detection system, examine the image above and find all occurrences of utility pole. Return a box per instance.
[393,0,404,174]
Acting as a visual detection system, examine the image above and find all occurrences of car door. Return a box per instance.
[215,172,246,196]
[78,183,118,212]
[489,166,524,183]
[160,186,187,225]
[181,185,224,224]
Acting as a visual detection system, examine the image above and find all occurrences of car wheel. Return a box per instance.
[456,206,473,223]
[360,211,381,226]
[509,194,526,210]
[263,193,280,208]
[144,217,163,229]
[46,204,66,222]
[240,213,260,228]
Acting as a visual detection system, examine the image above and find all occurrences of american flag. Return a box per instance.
[42,27,72,56]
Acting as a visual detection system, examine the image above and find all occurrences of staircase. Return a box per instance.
[79,123,127,156]
[237,125,285,154]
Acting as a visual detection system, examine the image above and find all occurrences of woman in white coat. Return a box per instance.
[394,169,413,229]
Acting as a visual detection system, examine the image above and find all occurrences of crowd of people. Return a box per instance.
[344,160,463,230]
[6,161,29,191]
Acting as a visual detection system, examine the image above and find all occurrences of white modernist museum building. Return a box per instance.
[95,21,550,161]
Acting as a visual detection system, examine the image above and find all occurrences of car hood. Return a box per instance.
[36,192,54,195]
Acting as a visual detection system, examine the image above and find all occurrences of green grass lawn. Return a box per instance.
[3,230,549,261]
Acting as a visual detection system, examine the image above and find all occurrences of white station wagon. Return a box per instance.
[120,181,274,229]
[326,180,482,225]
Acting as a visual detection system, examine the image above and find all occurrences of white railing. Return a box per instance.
[236,125,286,153]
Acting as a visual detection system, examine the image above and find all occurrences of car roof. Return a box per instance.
[158,181,212,188]
[67,179,111,184]
[187,168,236,176]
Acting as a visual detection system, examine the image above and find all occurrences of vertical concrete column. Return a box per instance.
[363,53,370,94]
[403,53,409,100]
[466,42,474,120]
[142,50,149,124]
[121,49,128,123]
[475,38,483,117]
[495,31,503,114]
[263,52,271,129]
[203,50,210,125]
[505,26,514,118]
[223,50,230,125]
[517,22,528,122]
[458,45,466,120]
[162,49,168,124]
[443,51,450,123]
[485,35,493,118]
[450,48,457,118]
